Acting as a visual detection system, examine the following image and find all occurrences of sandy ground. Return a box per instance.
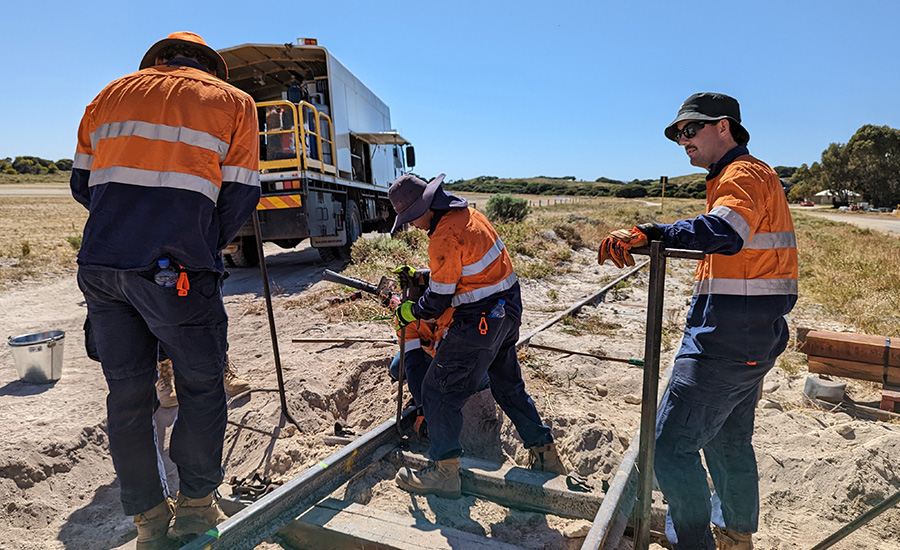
[1,241,899,550]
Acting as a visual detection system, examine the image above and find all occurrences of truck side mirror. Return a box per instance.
[405,146,416,168]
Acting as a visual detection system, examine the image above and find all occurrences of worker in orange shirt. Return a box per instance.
[599,93,797,550]
[390,174,566,500]
[71,32,260,549]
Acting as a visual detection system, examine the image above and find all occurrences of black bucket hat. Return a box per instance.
[388,173,468,232]
[664,92,750,145]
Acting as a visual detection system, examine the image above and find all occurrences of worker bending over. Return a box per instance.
[390,174,566,499]
[71,32,260,549]
[599,92,797,550]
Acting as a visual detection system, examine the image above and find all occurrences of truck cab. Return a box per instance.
[218,39,415,265]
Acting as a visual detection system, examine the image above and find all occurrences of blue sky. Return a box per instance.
[2,1,899,182]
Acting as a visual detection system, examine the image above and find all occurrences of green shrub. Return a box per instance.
[485,194,530,223]
[614,184,648,198]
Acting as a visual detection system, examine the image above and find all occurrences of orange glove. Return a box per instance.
[598,226,649,268]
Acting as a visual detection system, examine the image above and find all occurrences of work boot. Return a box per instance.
[156,359,178,408]
[133,498,175,550]
[168,492,228,540]
[224,358,251,398]
[528,442,568,475]
[713,525,754,550]
[395,457,461,499]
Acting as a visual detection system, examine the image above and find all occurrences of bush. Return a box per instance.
[484,194,530,223]
[614,184,648,198]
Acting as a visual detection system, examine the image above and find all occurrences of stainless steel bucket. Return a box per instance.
[7,330,65,383]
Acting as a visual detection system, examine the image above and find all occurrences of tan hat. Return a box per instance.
[139,31,228,80]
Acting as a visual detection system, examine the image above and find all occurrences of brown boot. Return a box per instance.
[224,358,251,398]
[156,359,178,408]
[528,442,568,475]
[168,492,228,540]
[713,525,754,549]
[133,499,175,550]
[395,457,461,499]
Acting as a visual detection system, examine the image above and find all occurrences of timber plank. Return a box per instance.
[279,497,524,550]
[808,356,900,385]
[801,330,900,368]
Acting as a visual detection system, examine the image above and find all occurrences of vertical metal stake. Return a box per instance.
[252,209,301,433]
[396,325,407,435]
[633,241,667,549]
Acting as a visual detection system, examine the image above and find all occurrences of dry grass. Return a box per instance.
[0,196,86,288]
[0,172,71,185]
[792,212,900,337]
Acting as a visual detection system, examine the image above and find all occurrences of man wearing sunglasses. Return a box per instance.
[598,92,797,550]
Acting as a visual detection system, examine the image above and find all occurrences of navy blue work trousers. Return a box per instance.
[654,355,773,550]
[421,303,553,461]
[77,267,228,516]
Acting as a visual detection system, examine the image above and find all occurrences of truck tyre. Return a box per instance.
[225,236,260,268]
[320,200,362,261]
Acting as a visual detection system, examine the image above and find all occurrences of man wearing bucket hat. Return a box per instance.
[70,32,259,549]
[598,93,797,550]
[389,174,567,499]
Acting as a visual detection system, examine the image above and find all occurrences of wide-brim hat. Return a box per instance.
[389,173,468,232]
[664,92,749,145]
[139,31,228,80]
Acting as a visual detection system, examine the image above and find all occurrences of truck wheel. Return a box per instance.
[340,200,363,259]
[226,236,260,268]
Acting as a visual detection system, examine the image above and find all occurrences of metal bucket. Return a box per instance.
[7,330,65,384]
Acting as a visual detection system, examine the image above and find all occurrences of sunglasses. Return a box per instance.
[672,121,713,142]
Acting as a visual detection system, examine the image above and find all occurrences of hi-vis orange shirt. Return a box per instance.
[654,146,798,362]
[70,61,260,272]
[414,207,518,332]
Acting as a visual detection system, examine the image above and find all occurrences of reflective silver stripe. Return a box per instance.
[743,231,796,250]
[694,278,798,296]
[91,120,230,161]
[403,338,422,352]
[461,238,505,277]
[88,166,220,203]
[222,165,260,187]
[709,206,751,246]
[73,153,94,170]
[451,272,518,307]
[430,280,457,294]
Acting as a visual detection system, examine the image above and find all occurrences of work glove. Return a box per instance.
[394,300,418,330]
[391,265,417,279]
[598,226,649,268]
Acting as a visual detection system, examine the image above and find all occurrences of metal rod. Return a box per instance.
[396,325,406,435]
[809,489,900,550]
[633,241,667,550]
[291,337,398,344]
[526,343,644,367]
[517,260,649,348]
[251,210,301,433]
[630,246,705,260]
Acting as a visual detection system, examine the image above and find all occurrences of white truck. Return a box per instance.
[217,39,415,266]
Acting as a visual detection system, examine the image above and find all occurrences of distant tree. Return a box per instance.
[595,176,624,184]
[845,124,900,207]
[787,163,823,201]
[817,143,855,204]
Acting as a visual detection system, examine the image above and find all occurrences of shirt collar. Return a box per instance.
[706,145,749,180]
[165,57,209,73]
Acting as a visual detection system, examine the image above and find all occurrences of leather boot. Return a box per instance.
[224,358,251,398]
[713,525,754,549]
[133,498,175,550]
[528,442,568,475]
[168,492,228,540]
[155,359,178,408]
[395,457,461,499]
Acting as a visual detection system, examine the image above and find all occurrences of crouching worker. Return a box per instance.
[387,268,490,437]
[389,174,566,500]
[70,32,260,549]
